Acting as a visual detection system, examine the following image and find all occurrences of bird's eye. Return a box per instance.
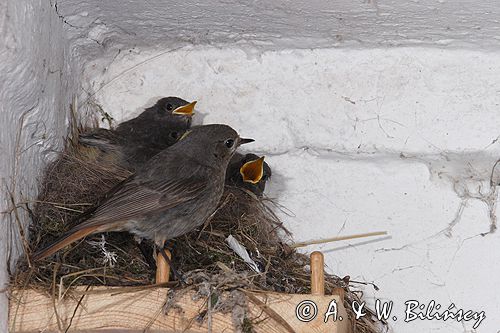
[166,104,174,111]
[169,132,180,140]
[225,139,235,148]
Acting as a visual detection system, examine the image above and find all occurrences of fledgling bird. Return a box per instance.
[225,153,271,196]
[79,97,196,171]
[32,124,254,261]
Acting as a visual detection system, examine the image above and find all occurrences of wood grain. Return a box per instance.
[9,287,349,333]
[310,251,325,296]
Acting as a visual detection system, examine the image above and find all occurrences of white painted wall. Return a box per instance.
[51,0,500,54]
[86,47,500,333]
[0,1,77,332]
[2,0,500,332]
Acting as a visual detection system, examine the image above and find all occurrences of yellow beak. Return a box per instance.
[172,101,196,116]
[240,156,265,184]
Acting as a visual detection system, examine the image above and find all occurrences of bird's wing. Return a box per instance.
[81,176,208,228]
[32,174,208,261]
[79,129,121,148]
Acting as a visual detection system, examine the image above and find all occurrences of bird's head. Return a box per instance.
[179,125,254,167]
[225,153,272,196]
[141,96,196,127]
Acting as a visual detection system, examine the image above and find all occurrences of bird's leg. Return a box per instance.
[156,248,171,283]
[155,241,183,283]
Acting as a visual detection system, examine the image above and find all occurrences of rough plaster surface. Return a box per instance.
[0,1,76,331]
[85,47,500,332]
[56,0,500,58]
[2,0,500,332]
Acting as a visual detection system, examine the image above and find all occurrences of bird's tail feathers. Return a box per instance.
[31,224,100,261]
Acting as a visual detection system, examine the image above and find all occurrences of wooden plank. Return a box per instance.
[9,287,349,333]
[247,291,349,333]
[310,251,325,296]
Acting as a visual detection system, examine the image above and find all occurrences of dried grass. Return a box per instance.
[11,113,385,333]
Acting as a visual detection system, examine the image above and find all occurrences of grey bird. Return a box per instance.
[32,124,254,260]
[79,97,196,171]
[225,153,271,196]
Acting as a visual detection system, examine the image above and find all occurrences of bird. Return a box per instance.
[225,153,271,196]
[32,124,254,261]
[79,97,196,171]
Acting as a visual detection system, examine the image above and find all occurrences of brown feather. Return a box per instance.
[32,224,104,261]
[33,124,244,260]
[79,177,206,228]
[32,177,208,261]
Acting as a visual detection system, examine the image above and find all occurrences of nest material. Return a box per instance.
[13,122,385,333]
[32,146,132,237]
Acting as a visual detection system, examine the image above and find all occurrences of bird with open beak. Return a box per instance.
[32,124,255,261]
[79,97,196,171]
[226,153,271,196]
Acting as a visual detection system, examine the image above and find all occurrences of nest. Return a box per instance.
[12,119,385,333]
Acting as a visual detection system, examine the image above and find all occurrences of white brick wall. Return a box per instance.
[89,47,500,332]
[2,0,500,332]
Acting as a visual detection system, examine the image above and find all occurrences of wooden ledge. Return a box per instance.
[9,286,349,333]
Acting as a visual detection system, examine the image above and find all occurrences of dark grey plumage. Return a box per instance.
[79,97,195,170]
[33,124,254,260]
[226,152,271,196]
